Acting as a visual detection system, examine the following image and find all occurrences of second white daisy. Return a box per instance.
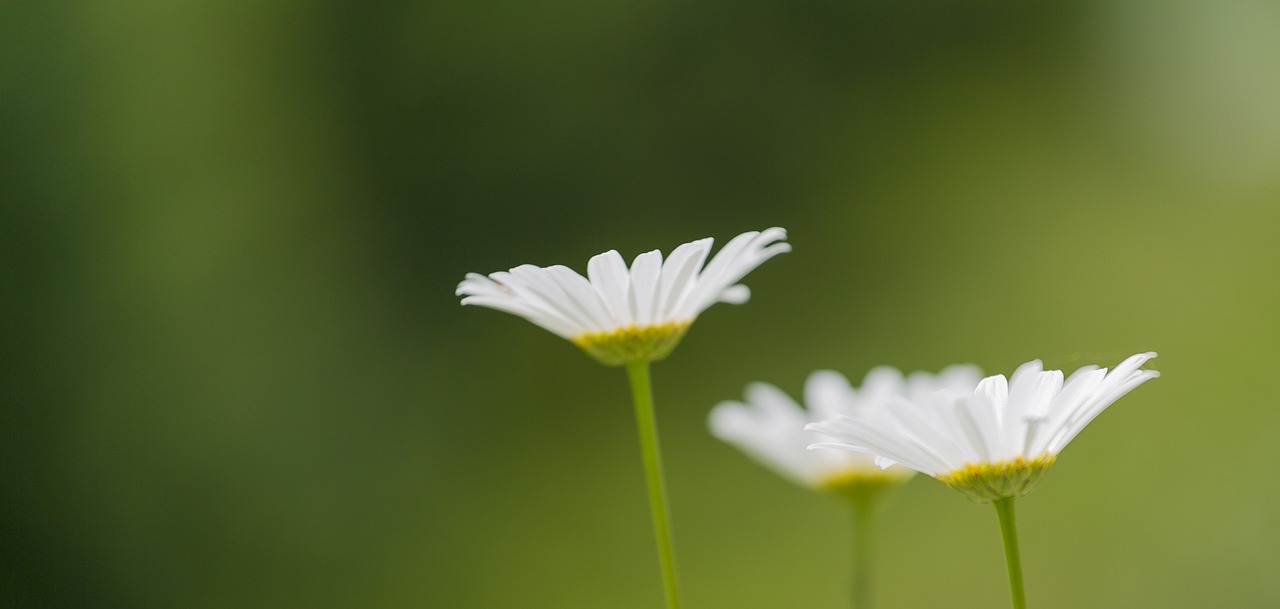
[711,364,983,609]
[710,364,983,493]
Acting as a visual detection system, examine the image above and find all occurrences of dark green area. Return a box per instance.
[4,1,1279,607]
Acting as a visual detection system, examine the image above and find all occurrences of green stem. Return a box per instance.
[993,497,1027,609]
[624,360,681,609]
[850,496,876,609]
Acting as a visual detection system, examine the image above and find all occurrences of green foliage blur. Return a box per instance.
[4,1,1279,608]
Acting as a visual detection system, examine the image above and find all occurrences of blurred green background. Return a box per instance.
[4,1,1279,608]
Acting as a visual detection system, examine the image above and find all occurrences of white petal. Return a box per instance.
[804,370,857,420]
[1048,369,1160,454]
[503,265,589,334]
[587,250,633,326]
[455,272,501,297]
[474,268,584,336]
[859,366,907,403]
[716,284,751,305]
[809,415,952,476]
[628,250,663,326]
[455,295,578,338]
[680,228,789,317]
[874,455,899,470]
[934,364,985,393]
[894,393,972,468]
[1006,359,1046,418]
[1093,352,1159,403]
[974,374,1010,432]
[545,265,613,332]
[677,230,758,315]
[1009,369,1063,457]
[712,384,857,487]
[744,382,802,415]
[1031,366,1106,455]
[957,392,1001,462]
[656,238,712,321]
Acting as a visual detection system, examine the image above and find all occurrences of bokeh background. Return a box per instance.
[4,1,1279,608]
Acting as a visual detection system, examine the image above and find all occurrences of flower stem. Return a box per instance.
[624,360,681,609]
[993,497,1027,609]
[850,495,876,609]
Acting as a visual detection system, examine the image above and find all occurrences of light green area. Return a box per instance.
[835,477,903,609]
[4,2,1280,609]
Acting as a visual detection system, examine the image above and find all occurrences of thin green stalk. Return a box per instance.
[625,360,681,609]
[993,497,1027,609]
[850,496,876,609]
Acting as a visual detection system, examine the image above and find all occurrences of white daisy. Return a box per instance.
[709,365,983,493]
[807,352,1160,502]
[456,228,790,365]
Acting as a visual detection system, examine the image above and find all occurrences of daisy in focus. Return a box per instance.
[807,352,1160,502]
[456,228,789,609]
[808,352,1159,609]
[709,365,983,496]
[456,228,790,366]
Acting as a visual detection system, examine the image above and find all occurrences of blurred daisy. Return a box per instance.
[711,364,981,609]
[456,228,790,366]
[709,365,983,494]
[808,352,1160,502]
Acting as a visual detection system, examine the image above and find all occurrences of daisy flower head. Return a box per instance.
[709,365,983,496]
[457,228,790,366]
[807,352,1160,502]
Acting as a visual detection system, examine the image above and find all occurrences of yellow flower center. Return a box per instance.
[819,469,911,505]
[570,321,692,366]
[935,454,1057,503]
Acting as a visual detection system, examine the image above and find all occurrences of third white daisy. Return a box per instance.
[807,352,1160,501]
